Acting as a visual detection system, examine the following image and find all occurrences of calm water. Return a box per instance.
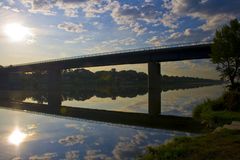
[22,84,224,117]
[0,84,225,159]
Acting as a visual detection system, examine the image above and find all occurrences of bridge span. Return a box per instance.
[2,42,211,72]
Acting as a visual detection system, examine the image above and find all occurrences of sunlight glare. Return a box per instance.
[8,128,27,146]
[4,23,32,42]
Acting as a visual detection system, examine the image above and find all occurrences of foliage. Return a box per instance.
[223,91,240,111]
[193,92,240,127]
[140,129,240,160]
[211,19,240,90]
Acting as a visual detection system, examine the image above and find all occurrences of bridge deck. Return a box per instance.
[2,42,212,72]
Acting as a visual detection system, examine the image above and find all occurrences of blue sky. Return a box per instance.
[0,0,239,79]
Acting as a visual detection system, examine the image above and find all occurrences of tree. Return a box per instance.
[211,19,240,90]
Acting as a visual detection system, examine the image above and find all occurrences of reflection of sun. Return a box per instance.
[8,128,27,146]
[4,23,32,42]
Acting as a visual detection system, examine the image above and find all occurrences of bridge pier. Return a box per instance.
[47,69,62,109]
[47,69,62,91]
[0,71,10,89]
[148,62,161,115]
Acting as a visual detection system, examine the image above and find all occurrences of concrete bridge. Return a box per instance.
[0,42,212,116]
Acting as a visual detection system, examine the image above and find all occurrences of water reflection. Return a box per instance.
[0,84,225,133]
[0,82,225,159]
[0,109,191,160]
[8,128,27,146]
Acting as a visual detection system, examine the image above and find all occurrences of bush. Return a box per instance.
[223,91,240,111]
[193,93,240,128]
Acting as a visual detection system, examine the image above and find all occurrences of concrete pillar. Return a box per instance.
[48,90,62,112]
[0,71,10,89]
[148,62,161,115]
[47,68,62,110]
[47,69,62,91]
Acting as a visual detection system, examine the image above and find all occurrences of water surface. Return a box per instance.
[0,84,225,159]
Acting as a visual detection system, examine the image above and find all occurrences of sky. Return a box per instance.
[0,0,240,79]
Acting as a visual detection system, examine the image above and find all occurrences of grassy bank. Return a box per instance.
[140,129,240,160]
[140,91,240,160]
[193,91,240,128]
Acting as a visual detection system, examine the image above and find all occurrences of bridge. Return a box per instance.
[1,42,211,72]
[0,42,212,116]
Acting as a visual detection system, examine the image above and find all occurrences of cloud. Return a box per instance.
[167,0,240,30]
[58,134,87,146]
[65,35,94,44]
[65,151,80,160]
[145,27,213,47]
[102,37,137,46]
[145,36,163,46]
[29,153,57,160]
[84,150,111,160]
[11,157,22,160]
[20,0,57,15]
[57,22,86,33]
[83,37,137,53]
[112,131,148,160]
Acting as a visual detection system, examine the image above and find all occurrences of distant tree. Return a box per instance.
[211,19,240,90]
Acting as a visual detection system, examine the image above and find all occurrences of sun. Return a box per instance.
[3,23,32,42]
[8,128,27,146]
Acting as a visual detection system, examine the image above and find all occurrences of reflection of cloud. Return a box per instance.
[59,134,87,146]
[84,149,111,160]
[65,123,86,132]
[65,151,80,160]
[112,131,148,160]
[27,124,37,130]
[29,153,57,160]
[12,157,22,160]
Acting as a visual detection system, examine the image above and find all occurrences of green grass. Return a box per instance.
[140,129,240,160]
[140,92,240,160]
[193,98,240,128]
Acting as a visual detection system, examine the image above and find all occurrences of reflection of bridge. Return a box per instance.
[0,99,205,133]
[0,42,212,116]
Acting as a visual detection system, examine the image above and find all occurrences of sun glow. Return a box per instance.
[8,128,27,146]
[3,23,32,42]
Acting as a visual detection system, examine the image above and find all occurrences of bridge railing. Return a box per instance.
[7,41,212,68]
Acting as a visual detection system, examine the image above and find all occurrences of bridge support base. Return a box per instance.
[148,62,161,115]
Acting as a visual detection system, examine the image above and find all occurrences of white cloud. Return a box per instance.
[145,36,163,46]
[57,22,86,33]
[20,0,57,15]
[102,37,137,47]
[65,35,94,44]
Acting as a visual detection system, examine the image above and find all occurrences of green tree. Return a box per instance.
[211,19,240,90]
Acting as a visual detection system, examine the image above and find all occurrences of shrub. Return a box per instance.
[223,91,240,111]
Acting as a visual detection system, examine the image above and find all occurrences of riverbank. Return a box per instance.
[193,91,240,128]
[140,91,240,160]
[140,126,240,160]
